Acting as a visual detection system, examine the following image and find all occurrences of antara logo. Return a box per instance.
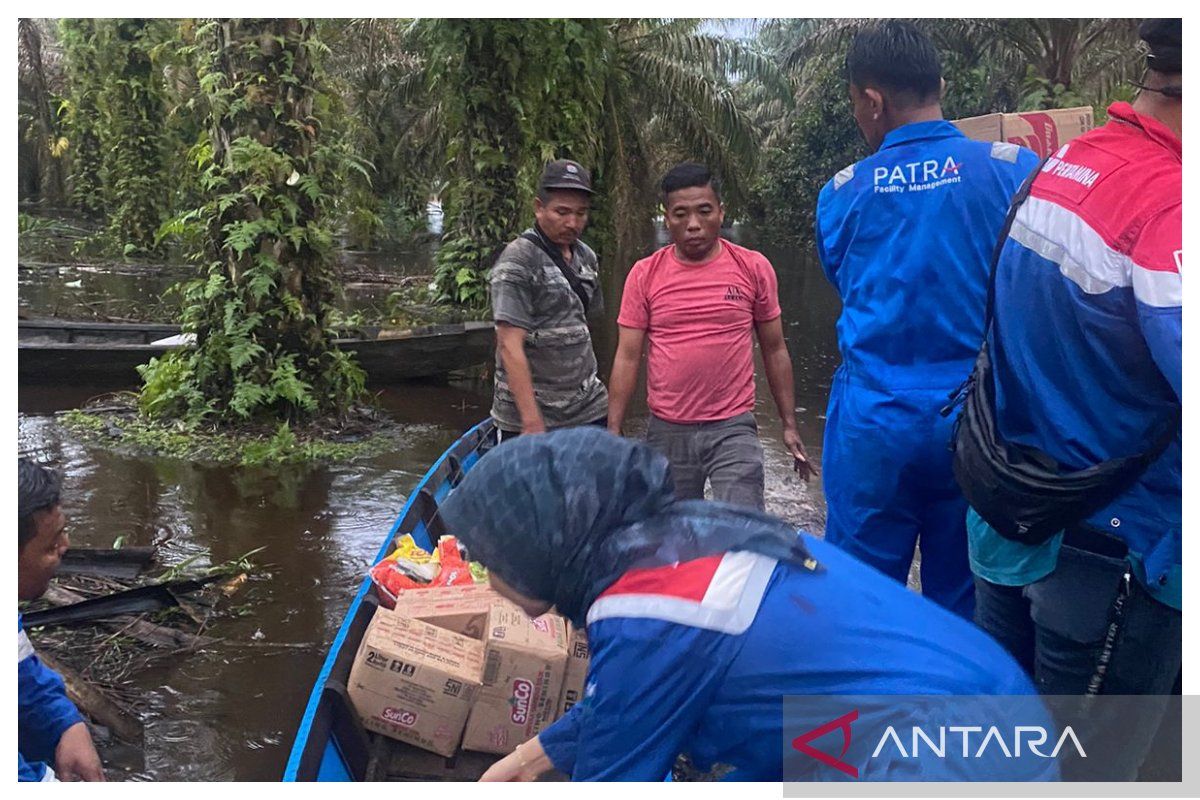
[873,158,963,193]
[791,710,1087,778]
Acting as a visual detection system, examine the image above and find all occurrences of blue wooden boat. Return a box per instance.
[284,418,502,781]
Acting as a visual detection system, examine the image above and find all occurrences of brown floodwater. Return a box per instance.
[16,226,842,781]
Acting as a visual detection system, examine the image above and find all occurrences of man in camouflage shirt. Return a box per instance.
[490,160,608,440]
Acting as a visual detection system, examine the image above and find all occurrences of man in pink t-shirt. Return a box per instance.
[607,162,816,509]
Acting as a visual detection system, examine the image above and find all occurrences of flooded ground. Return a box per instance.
[16,226,842,780]
[17,237,441,325]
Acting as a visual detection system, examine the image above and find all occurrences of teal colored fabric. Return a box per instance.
[966,506,1060,587]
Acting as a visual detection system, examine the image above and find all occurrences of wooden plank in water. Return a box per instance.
[60,547,156,580]
[36,650,144,745]
[39,584,217,650]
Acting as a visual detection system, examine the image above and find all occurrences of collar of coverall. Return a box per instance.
[1106,101,1181,162]
[877,118,964,153]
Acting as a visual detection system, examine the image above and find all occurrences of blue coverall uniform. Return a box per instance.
[814,120,1039,618]
[18,614,85,781]
[537,537,1048,781]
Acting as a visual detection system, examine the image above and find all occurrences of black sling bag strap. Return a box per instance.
[949,159,1181,545]
[521,228,590,314]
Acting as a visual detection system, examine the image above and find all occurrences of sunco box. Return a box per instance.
[556,624,590,719]
[462,604,570,755]
[390,583,507,639]
[347,608,484,757]
[952,106,1094,159]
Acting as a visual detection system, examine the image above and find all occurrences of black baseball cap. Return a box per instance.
[539,159,594,195]
[1140,19,1181,74]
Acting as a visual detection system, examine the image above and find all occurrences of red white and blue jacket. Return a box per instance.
[18,614,84,781]
[537,537,1038,781]
[988,102,1182,608]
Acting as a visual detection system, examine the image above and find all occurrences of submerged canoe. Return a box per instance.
[18,318,495,386]
[284,418,501,782]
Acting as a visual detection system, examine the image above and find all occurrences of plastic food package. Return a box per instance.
[430,537,475,588]
[370,535,481,607]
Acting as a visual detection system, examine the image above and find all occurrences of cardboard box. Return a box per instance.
[556,625,590,719]
[390,583,508,639]
[952,106,1094,159]
[462,604,570,755]
[347,607,484,757]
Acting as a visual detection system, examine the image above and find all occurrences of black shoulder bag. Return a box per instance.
[521,229,590,314]
[946,163,1180,545]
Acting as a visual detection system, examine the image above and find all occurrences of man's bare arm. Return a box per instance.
[756,317,816,481]
[607,325,646,435]
[496,322,546,434]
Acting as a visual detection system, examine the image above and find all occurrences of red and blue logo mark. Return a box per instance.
[792,709,860,778]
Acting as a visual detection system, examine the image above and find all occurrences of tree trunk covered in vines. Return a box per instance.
[96,19,167,252]
[18,19,66,204]
[59,19,105,215]
[431,21,531,308]
[137,18,364,425]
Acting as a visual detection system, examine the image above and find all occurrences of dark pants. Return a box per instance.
[644,412,765,510]
[974,534,1182,780]
[496,416,606,444]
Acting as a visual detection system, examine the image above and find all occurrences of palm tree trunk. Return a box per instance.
[18,18,66,204]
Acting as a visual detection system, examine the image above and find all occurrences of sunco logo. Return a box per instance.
[792,709,1086,779]
[873,158,962,194]
[510,678,534,724]
[382,707,418,728]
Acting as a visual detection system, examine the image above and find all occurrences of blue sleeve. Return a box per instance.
[18,616,84,766]
[1132,208,1182,399]
[556,617,737,781]
[19,752,50,782]
[1015,148,1041,182]
[814,181,841,287]
[1140,306,1181,399]
[537,696,583,774]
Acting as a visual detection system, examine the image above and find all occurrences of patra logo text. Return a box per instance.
[873,158,962,194]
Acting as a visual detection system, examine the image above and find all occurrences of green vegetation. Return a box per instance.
[18,17,1145,453]
[21,17,1145,264]
[137,19,367,427]
[18,19,66,204]
[56,19,174,255]
[61,408,387,466]
[751,18,1142,243]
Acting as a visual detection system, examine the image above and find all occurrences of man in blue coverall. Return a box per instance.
[18,458,105,782]
[814,21,1039,618]
[965,19,1182,780]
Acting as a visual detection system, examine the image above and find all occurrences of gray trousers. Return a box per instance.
[645,412,765,510]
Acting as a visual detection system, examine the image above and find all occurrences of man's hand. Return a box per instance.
[55,722,105,781]
[479,736,552,782]
[783,427,818,483]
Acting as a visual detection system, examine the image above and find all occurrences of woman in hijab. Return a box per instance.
[439,428,1052,782]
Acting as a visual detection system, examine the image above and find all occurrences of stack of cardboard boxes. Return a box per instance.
[951,106,1094,157]
[346,582,590,759]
